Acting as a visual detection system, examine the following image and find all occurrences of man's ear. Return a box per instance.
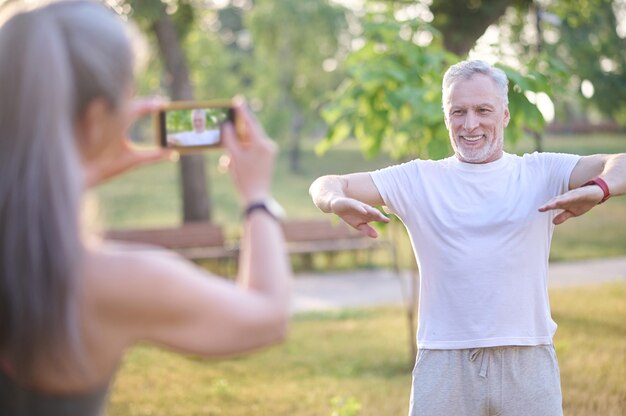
[503,106,511,128]
[76,98,109,158]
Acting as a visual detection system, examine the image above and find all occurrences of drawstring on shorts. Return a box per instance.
[469,348,490,378]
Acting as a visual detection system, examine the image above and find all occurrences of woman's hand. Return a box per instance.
[219,98,277,204]
[84,98,172,188]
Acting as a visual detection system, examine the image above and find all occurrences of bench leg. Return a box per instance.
[326,251,337,269]
[301,253,314,271]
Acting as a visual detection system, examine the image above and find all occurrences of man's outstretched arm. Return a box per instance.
[309,173,389,238]
[539,153,626,225]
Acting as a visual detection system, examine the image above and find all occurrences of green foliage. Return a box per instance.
[166,110,193,132]
[126,0,162,24]
[184,5,253,100]
[318,11,559,161]
[491,0,626,126]
[246,0,348,140]
[429,0,529,56]
[319,14,457,160]
[129,0,196,39]
[546,0,626,124]
[165,108,229,133]
[498,54,568,142]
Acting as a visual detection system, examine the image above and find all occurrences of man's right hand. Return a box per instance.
[329,197,389,238]
[310,172,388,238]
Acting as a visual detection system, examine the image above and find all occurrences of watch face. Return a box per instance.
[266,198,286,220]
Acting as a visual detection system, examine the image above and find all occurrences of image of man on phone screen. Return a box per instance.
[167,108,220,147]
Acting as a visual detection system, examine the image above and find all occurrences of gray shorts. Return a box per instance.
[408,345,563,416]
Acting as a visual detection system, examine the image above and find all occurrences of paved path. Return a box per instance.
[292,256,626,313]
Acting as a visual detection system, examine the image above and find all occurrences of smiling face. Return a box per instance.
[444,74,510,164]
[192,110,206,133]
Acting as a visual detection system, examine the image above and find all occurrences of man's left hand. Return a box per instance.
[538,185,605,225]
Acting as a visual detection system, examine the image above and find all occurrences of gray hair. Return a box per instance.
[191,108,206,120]
[442,60,509,112]
[0,0,133,382]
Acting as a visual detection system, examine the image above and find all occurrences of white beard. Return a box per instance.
[455,137,502,164]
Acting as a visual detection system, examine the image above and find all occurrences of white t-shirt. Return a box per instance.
[370,152,581,349]
[169,129,220,146]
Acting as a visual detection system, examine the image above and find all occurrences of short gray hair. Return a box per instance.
[442,60,509,111]
[191,108,206,119]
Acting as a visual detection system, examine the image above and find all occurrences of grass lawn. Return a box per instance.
[107,283,626,416]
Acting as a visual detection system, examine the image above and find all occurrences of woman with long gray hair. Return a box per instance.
[0,1,292,414]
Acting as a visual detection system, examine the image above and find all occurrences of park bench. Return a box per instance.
[104,219,398,273]
[280,219,398,271]
[104,222,238,275]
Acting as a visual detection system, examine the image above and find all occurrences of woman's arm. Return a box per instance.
[95,100,292,357]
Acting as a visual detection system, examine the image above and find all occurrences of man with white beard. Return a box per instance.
[309,59,626,416]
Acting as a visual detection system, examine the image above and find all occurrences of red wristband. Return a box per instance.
[582,177,610,204]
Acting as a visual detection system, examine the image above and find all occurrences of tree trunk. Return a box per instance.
[431,0,523,56]
[277,43,303,173]
[152,6,211,223]
[289,108,304,173]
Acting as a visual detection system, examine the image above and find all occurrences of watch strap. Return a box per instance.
[244,201,278,221]
[582,177,610,204]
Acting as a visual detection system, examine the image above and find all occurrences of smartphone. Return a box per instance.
[155,100,235,151]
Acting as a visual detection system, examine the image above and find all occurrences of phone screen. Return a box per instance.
[157,104,234,150]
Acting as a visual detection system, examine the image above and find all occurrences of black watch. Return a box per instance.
[244,198,285,221]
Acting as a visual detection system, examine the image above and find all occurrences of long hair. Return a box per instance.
[0,0,134,383]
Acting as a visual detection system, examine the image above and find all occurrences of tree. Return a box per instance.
[184,3,255,97]
[437,0,626,126]
[164,0,349,174]
[247,0,348,172]
[430,0,530,56]
[319,8,549,160]
[129,0,212,223]
[362,0,525,56]
[540,0,626,125]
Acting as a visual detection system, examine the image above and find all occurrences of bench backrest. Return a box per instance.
[105,220,366,249]
[105,222,226,249]
[281,219,363,242]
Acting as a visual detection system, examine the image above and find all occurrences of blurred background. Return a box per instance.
[85,0,626,263]
[3,1,624,415]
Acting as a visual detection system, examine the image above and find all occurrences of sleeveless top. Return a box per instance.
[0,368,109,416]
